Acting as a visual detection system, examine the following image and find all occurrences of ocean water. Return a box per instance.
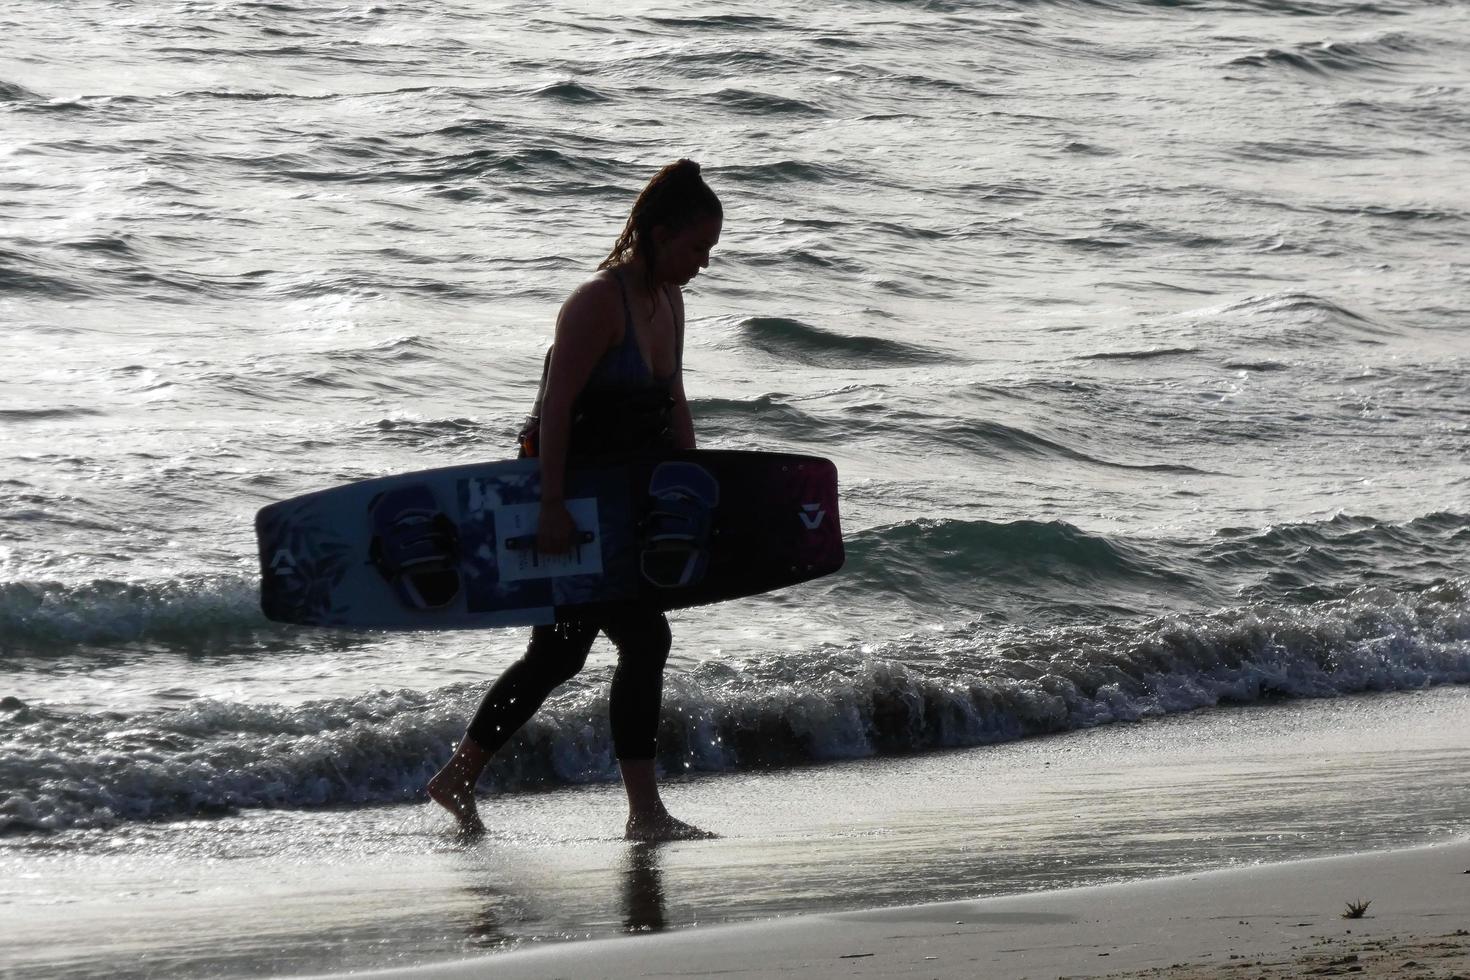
[2,0,1469,972]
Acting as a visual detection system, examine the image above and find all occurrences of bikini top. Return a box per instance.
[583,270,679,393]
[521,270,682,457]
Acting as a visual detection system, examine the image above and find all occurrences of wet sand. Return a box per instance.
[319,838,1470,979]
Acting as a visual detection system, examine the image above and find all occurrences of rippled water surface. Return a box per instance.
[2,0,1468,866]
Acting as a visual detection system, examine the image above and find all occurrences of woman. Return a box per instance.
[427,159,723,841]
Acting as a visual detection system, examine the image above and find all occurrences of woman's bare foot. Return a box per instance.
[427,738,490,836]
[625,811,717,842]
[427,772,485,836]
[617,759,715,842]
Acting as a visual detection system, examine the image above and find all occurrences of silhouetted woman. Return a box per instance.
[428,160,722,841]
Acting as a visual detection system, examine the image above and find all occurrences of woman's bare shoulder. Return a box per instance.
[557,271,623,337]
[567,269,622,303]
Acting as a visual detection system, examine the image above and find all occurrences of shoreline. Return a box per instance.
[307,837,1470,980]
[5,687,1468,980]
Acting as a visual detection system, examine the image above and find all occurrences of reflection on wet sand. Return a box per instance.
[460,881,522,949]
[622,842,667,933]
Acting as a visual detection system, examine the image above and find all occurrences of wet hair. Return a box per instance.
[598,159,722,277]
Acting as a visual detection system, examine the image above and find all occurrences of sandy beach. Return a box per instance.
[314,838,1470,980]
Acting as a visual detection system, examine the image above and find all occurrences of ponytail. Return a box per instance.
[599,159,722,278]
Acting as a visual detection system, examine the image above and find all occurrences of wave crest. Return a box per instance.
[3,582,1465,833]
[0,576,266,652]
[737,317,947,366]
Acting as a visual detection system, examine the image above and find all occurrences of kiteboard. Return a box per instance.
[256,450,842,630]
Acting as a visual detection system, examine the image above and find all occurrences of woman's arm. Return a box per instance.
[668,287,696,450]
[670,376,696,450]
[537,278,617,548]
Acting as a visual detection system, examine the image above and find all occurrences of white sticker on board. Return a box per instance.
[495,497,602,582]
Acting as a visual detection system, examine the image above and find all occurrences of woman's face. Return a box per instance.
[655,214,722,286]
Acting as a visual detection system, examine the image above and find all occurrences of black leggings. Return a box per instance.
[466,608,672,760]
